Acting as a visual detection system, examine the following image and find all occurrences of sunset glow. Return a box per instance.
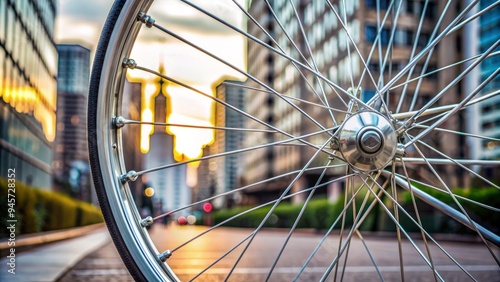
[125,0,246,161]
[1,86,56,142]
[56,0,246,162]
[167,112,214,161]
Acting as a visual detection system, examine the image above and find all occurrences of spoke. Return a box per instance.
[392,51,500,92]
[391,162,405,282]
[398,158,500,166]
[325,1,391,115]
[188,233,252,281]
[320,176,391,282]
[393,172,500,212]
[375,0,384,90]
[379,0,404,107]
[374,172,480,280]
[294,179,383,281]
[127,63,338,159]
[171,173,355,253]
[447,0,500,35]
[120,117,277,133]
[222,82,349,114]
[354,230,385,282]
[354,0,397,106]
[361,175,446,281]
[263,0,311,68]
[132,126,337,178]
[392,89,500,120]
[407,1,453,113]
[147,21,331,135]
[153,164,348,221]
[400,158,439,282]
[404,62,500,147]
[410,124,500,143]
[340,0,356,92]
[287,0,337,123]
[386,169,500,249]
[179,0,371,110]
[395,0,432,113]
[408,140,500,259]
[412,137,500,190]
[397,0,500,110]
[234,0,346,115]
[333,170,355,282]
[368,0,479,105]
[265,160,333,280]
[225,137,334,279]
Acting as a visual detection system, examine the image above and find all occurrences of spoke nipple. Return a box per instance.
[330,138,340,151]
[396,126,407,136]
[393,120,406,136]
[395,143,406,158]
[347,87,362,98]
[138,12,155,28]
[114,116,126,128]
[121,170,138,183]
[158,250,172,262]
[122,58,137,69]
[141,216,154,227]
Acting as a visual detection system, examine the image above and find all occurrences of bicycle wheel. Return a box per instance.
[88,0,500,281]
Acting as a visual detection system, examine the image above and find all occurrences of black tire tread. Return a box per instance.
[88,0,147,281]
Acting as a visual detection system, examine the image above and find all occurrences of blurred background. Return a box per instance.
[0,0,499,238]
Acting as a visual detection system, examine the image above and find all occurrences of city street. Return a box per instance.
[58,224,499,281]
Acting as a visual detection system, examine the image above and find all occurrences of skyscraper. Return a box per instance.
[143,75,189,217]
[122,78,145,206]
[242,1,277,204]
[210,81,245,208]
[244,0,465,201]
[475,0,500,160]
[0,0,58,189]
[54,44,91,197]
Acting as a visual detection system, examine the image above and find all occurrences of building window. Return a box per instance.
[362,89,376,103]
[71,115,80,125]
[365,25,377,43]
[366,0,390,10]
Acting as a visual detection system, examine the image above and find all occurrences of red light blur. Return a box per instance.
[177,216,187,225]
[202,202,213,213]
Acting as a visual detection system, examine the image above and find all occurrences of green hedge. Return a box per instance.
[0,178,103,237]
[210,185,500,234]
[396,183,500,234]
[212,192,379,231]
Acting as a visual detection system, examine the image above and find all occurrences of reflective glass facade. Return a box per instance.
[0,0,57,189]
[53,44,90,180]
[478,0,500,159]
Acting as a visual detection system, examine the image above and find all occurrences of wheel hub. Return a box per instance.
[358,128,383,154]
[338,112,398,171]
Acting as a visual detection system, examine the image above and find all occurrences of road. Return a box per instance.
[60,224,500,281]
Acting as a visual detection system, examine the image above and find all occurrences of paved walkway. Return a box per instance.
[57,239,133,281]
[0,228,110,282]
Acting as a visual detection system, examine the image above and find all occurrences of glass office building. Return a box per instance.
[477,0,500,159]
[244,0,465,201]
[54,44,90,181]
[0,0,58,189]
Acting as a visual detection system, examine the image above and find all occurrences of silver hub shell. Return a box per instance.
[339,112,398,171]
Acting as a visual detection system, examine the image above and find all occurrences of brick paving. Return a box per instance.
[56,226,500,281]
[57,241,133,282]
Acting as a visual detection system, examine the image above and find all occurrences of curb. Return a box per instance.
[0,228,110,282]
[0,223,105,256]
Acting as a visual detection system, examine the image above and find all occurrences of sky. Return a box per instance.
[56,0,246,161]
